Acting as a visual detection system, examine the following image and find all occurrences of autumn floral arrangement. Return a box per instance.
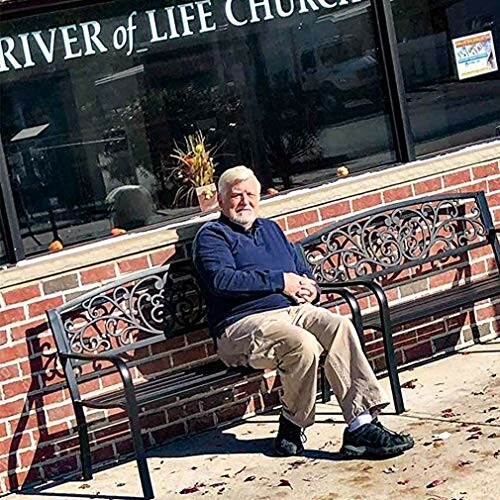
[170,131,220,210]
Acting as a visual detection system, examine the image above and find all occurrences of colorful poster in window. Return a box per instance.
[452,31,498,80]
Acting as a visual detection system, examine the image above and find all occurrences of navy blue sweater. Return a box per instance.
[192,215,315,337]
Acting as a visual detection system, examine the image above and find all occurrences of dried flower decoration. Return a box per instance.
[170,131,221,208]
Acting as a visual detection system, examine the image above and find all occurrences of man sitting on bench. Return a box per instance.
[192,166,414,458]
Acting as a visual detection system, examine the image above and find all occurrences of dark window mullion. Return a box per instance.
[0,135,25,263]
[372,0,415,163]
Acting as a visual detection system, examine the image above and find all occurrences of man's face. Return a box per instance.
[219,177,260,229]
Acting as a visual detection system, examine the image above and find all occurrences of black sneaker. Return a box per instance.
[372,418,414,448]
[340,421,414,458]
[274,415,305,456]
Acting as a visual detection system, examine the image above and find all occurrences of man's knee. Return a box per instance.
[286,333,323,365]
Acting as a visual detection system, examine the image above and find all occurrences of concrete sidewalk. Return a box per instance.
[9,339,500,500]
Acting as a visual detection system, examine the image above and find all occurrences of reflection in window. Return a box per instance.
[0,0,395,257]
[392,0,500,156]
[0,224,6,265]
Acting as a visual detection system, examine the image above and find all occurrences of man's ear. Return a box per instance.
[217,192,224,208]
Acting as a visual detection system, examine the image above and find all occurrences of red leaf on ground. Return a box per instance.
[210,482,226,488]
[278,479,293,489]
[427,478,447,488]
[401,379,418,389]
[441,409,456,418]
[180,486,200,494]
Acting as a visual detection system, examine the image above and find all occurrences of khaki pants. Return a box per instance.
[218,303,389,428]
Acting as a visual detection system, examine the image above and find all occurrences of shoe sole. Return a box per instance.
[340,439,414,458]
[274,445,305,457]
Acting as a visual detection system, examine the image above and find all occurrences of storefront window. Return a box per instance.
[0,0,395,257]
[392,0,500,156]
[0,226,6,265]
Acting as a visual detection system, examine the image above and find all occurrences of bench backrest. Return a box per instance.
[299,192,499,285]
[47,261,206,393]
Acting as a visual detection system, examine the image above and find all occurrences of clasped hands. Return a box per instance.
[283,272,318,304]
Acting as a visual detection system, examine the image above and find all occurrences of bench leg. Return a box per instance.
[127,402,154,499]
[379,310,405,415]
[74,403,92,481]
[320,364,331,403]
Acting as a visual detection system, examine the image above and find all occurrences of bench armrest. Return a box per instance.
[318,278,392,331]
[317,284,364,345]
[60,352,133,388]
[319,279,389,306]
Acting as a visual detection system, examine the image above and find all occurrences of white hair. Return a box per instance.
[218,166,261,200]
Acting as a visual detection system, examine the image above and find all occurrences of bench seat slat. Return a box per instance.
[363,276,499,330]
[79,361,258,409]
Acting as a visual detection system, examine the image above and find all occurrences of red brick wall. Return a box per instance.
[0,161,499,494]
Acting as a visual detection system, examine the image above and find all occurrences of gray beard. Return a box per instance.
[228,215,255,230]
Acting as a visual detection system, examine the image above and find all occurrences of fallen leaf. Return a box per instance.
[79,484,91,489]
[491,373,496,378]
[383,465,398,474]
[210,482,226,488]
[427,478,447,488]
[235,467,247,476]
[217,488,225,495]
[116,483,126,487]
[319,440,335,450]
[180,486,200,494]
[469,449,479,454]
[278,479,293,489]
[220,474,230,478]
[457,460,473,467]
[466,431,482,440]
[494,450,500,459]
[488,433,498,439]
[244,476,256,482]
[487,407,498,412]
[441,409,456,418]
[401,379,418,389]
[289,460,307,469]
[472,391,484,395]
[397,479,410,485]
[467,426,481,433]
[485,417,496,423]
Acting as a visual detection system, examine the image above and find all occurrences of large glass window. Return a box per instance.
[392,0,500,156]
[0,225,6,265]
[0,0,395,257]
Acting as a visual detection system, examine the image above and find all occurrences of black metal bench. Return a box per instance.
[47,261,362,499]
[299,191,500,415]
